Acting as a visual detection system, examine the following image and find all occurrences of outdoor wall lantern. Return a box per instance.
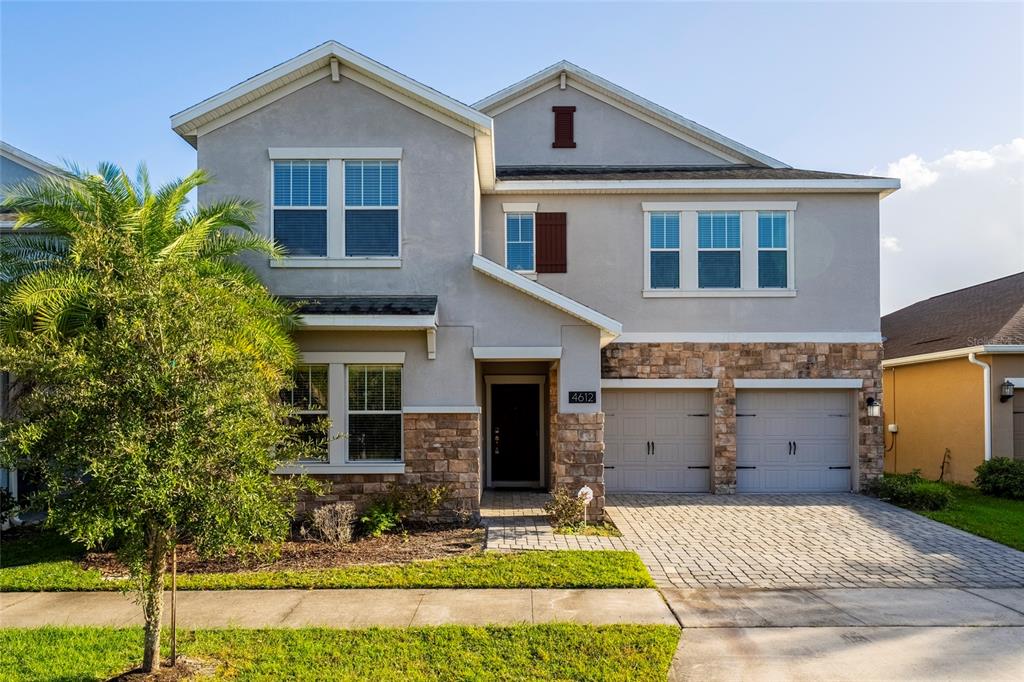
[865,397,882,417]
[1000,380,1015,403]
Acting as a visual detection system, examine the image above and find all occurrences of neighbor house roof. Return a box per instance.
[0,141,63,178]
[882,272,1024,359]
[474,60,789,169]
[282,295,438,316]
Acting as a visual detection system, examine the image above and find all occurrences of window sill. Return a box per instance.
[275,463,406,475]
[270,258,402,269]
[642,288,797,298]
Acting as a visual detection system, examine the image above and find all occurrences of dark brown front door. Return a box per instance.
[490,383,542,486]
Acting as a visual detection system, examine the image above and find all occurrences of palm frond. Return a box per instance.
[1,269,98,340]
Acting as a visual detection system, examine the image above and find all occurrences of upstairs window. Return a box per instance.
[347,364,403,462]
[505,213,535,272]
[757,211,788,288]
[272,161,328,256]
[649,211,680,289]
[344,160,400,257]
[697,211,741,288]
[552,106,576,148]
[282,365,330,462]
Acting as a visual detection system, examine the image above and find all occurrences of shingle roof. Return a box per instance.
[282,295,437,316]
[495,165,885,181]
[881,272,1024,359]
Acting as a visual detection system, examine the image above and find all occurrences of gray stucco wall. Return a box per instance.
[491,84,734,167]
[481,192,882,334]
[196,75,603,411]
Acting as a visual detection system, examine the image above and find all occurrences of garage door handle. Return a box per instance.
[829,466,851,470]
[687,466,710,470]
[737,413,756,417]
[605,466,616,470]
[688,413,709,417]
[736,466,756,470]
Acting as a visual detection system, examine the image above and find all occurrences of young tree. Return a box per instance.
[0,165,316,672]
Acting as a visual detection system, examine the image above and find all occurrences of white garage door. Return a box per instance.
[604,389,712,492]
[736,390,853,493]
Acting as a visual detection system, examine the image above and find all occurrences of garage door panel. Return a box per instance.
[604,389,711,493]
[737,389,852,493]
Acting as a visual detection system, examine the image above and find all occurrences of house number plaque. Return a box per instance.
[568,391,597,404]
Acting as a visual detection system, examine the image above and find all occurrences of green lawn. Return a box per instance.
[0,624,680,681]
[918,484,1024,551]
[0,531,653,591]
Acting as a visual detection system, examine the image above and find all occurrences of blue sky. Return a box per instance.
[2,1,1022,312]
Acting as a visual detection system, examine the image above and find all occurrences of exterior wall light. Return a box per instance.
[1000,380,1015,403]
[865,396,882,417]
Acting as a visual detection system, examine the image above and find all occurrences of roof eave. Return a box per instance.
[171,41,493,146]
[488,178,902,195]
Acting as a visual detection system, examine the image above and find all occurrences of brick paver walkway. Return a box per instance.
[607,493,1024,589]
[481,491,627,551]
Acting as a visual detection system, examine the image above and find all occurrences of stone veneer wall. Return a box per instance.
[602,342,883,493]
[293,412,481,519]
[548,361,606,518]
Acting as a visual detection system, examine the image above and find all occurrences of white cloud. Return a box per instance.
[938,149,994,171]
[878,137,1024,192]
[878,137,1024,314]
[880,236,902,253]
[885,154,939,190]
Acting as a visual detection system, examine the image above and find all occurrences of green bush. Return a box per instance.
[864,471,953,511]
[359,500,402,538]
[975,458,1024,500]
[544,487,586,530]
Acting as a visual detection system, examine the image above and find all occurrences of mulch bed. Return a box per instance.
[107,657,218,681]
[81,526,486,578]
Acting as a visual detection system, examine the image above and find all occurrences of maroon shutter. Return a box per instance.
[536,212,567,273]
[552,106,576,148]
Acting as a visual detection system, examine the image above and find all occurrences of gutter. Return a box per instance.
[967,353,992,461]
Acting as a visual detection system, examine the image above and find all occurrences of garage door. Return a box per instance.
[604,390,712,492]
[736,390,852,492]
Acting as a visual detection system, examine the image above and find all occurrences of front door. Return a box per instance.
[489,381,542,487]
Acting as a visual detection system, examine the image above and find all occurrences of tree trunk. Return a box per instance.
[142,522,169,672]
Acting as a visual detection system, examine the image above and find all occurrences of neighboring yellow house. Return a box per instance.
[881,272,1024,485]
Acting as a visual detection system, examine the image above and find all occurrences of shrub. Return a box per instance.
[544,487,586,530]
[0,489,20,527]
[864,471,953,511]
[975,458,1024,500]
[309,502,357,545]
[359,500,402,538]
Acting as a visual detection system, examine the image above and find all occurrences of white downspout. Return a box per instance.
[967,353,992,461]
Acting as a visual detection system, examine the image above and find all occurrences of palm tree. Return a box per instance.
[0,164,300,672]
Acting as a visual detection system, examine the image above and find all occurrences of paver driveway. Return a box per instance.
[606,493,1024,589]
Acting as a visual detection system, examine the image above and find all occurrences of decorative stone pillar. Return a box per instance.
[552,412,606,519]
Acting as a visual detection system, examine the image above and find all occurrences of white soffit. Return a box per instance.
[473,346,562,361]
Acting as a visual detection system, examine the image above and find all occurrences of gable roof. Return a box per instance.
[0,141,63,178]
[172,41,492,144]
[472,254,622,344]
[496,165,888,181]
[474,60,788,169]
[882,272,1024,359]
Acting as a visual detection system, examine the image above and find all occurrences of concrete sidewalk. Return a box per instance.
[666,587,1024,682]
[0,588,676,629]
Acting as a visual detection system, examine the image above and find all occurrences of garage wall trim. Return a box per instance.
[733,378,863,389]
[601,378,719,389]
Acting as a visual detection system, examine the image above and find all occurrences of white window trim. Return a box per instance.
[276,352,407,474]
[270,156,402,266]
[697,210,742,290]
[271,160,329,258]
[504,211,537,274]
[644,211,682,291]
[756,210,793,290]
[346,364,404,465]
[640,206,797,297]
[343,159,402,260]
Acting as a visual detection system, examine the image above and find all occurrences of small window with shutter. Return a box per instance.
[552,106,576,148]
[536,212,567,273]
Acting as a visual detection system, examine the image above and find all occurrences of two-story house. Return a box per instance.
[170,42,899,517]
